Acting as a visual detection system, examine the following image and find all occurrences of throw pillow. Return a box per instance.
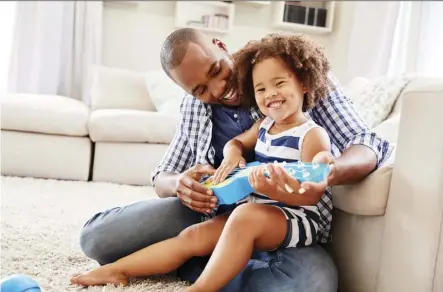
[343,75,412,128]
[90,65,156,111]
[145,70,185,116]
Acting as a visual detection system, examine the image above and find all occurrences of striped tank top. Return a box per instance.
[255,117,320,164]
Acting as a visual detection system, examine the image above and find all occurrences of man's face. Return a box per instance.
[170,41,241,107]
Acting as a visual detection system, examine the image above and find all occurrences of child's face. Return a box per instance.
[252,57,305,122]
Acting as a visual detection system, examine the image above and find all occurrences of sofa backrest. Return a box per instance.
[388,75,443,119]
[90,65,186,116]
[344,75,443,145]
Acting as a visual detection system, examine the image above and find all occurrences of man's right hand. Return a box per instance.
[175,164,218,213]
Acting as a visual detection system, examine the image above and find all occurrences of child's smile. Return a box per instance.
[266,99,285,109]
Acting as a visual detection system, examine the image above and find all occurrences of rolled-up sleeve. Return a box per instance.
[311,73,393,167]
[150,96,195,186]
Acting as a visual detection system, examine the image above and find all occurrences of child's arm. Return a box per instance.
[212,119,263,185]
[251,127,331,206]
[300,127,331,163]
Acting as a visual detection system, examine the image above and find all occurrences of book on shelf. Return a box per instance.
[187,14,229,30]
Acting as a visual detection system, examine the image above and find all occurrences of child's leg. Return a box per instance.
[188,203,287,292]
[71,214,229,287]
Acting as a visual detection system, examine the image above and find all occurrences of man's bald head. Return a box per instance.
[159,28,239,107]
[160,28,206,78]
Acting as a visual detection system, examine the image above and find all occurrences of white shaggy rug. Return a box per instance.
[1,176,189,291]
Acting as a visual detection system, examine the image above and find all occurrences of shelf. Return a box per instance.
[175,25,232,34]
[272,1,335,34]
[273,22,332,34]
[103,0,139,9]
[174,1,235,34]
[236,1,271,6]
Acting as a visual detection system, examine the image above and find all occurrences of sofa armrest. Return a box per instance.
[332,153,395,216]
[376,79,443,292]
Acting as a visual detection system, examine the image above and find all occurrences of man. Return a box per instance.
[79,28,392,292]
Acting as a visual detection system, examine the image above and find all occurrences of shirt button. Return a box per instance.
[234,114,238,119]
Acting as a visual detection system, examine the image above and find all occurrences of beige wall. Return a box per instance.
[102,1,358,83]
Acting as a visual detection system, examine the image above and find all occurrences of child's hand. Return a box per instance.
[248,166,279,196]
[212,155,247,185]
[266,152,334,204]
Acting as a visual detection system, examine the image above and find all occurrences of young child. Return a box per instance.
[71,34,332,292]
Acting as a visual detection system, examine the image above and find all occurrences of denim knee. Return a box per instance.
[79,223,104,264]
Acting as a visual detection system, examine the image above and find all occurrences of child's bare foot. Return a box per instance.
[184,284,207,292]
[70,264,128,287]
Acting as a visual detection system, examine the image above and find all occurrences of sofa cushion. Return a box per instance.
[332,152,395,216]
[372,114,400,143]
[92,142,169,186]
[343,75,411,128]
[89,109,179,143]
[2,130,91,181]
[1,93,89,136]
[145,69,185,116]
[90,66,156,111]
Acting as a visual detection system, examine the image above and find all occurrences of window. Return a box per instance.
[415,2,443,76]
[0,2,17,92]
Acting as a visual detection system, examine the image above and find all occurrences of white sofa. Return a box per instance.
[1,67,442,292]
[330,77,443,292]
[87,66,180,186]
[1,93,92,181]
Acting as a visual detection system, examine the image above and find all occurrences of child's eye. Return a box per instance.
[256,88,265,93]
[276,81,285,86]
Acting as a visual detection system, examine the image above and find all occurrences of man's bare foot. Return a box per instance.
[70,264,128,287]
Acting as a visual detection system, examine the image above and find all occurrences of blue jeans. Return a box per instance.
[80,197,337,292]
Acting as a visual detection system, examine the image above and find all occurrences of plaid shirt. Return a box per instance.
[151,45,393,243]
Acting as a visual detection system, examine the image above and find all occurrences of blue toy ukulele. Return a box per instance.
[203,161,332,205]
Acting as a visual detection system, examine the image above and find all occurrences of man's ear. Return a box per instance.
[212,38,228,53]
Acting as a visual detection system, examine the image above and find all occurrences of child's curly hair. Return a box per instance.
[232,34,330,111]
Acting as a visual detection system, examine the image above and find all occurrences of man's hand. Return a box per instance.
[212,155,246,185]
[175,164,218,213]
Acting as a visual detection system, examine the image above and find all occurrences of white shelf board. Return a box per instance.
[190,1,234,8]
[236,1,271,6]
[103,0,139,9]
[175,24,231,34]
[273,22,332,34]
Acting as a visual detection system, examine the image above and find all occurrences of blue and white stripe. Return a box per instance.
[249,117,322,247]
[255,118,319,164]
